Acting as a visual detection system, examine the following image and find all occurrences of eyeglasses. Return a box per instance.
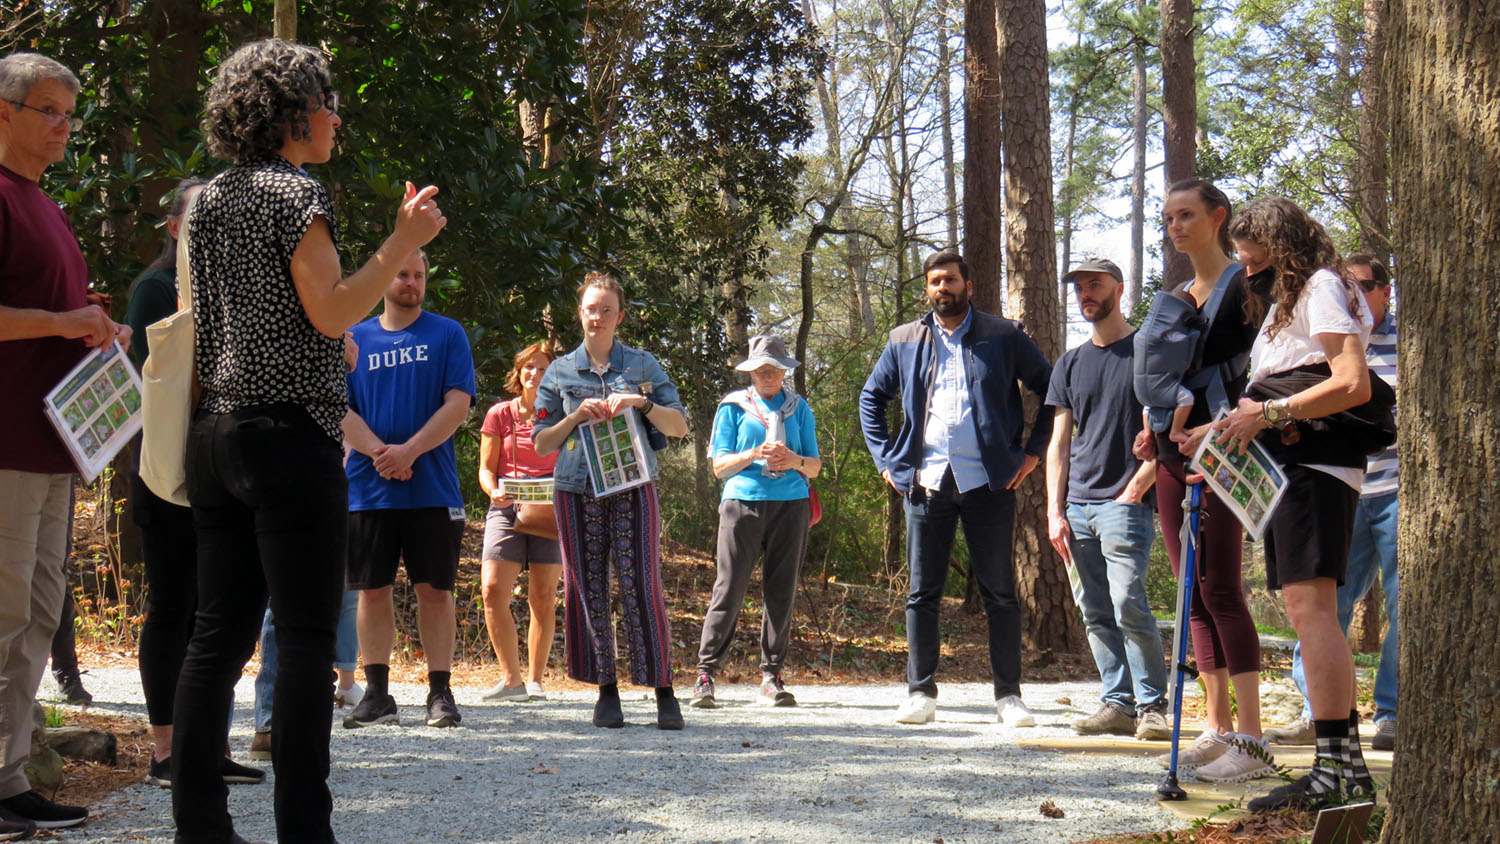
[322,92,340,114]
[4,99,82,132]
[1354,278,1385,293]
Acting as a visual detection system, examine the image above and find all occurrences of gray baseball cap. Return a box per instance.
[1062,257,1124,286]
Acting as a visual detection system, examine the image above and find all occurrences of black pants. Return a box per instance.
[172,405,345,844]
[904,472,1021,699]
[49,486,79,678]
[132,471,200,726]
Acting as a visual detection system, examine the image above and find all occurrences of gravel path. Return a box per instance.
[59,668,1183,843]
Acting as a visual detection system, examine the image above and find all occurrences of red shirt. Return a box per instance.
[480,398,557,477]
[0,162,90,474]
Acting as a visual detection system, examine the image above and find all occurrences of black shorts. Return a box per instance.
[346,507,464,591]
[1263,464,1358,590]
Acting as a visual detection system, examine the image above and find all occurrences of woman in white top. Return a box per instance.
[1216,196,1377,811]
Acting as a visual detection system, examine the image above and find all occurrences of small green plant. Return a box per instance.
[44,706,66,728]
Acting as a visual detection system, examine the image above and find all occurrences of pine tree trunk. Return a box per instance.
[1159,0,1196,288]
[996,0,1080,655]
[1129,0,1148,309]
[1356,0,1390,263]
[1382,2,1500,840]
[964,0,1004,312]
[938,0,960,248]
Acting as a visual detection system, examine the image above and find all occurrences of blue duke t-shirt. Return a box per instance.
[346,311,476,511]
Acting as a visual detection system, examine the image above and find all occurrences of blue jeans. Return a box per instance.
[1291,491,1398,722]
[1065,500,1167,713]
[255,589,360,732]
[905,475,1019,699]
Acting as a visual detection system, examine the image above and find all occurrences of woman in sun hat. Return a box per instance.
[690,334,822,710]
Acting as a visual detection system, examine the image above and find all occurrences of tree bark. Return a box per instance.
[1159,0,1196,288]
[938,0,960,247]
[1129,0,1147,309]
[273,0,296,41]
[964,0,1004,313]
[1382,1,1500,840]
[1356,0,1391,263]
[996,0,1079,655]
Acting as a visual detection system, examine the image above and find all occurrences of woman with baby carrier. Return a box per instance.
[1217,197,1390,811]
[1136,178,1275,784]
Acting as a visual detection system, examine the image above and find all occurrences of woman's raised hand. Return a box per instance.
[394,181,446,250]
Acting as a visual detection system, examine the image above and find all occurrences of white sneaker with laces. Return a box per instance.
[997,694,1035,727]
[1193,734,1276,783]
[895,693,936,724]
[334,683,364,709]
[525,682,547,701]
[1156,728,1230,770]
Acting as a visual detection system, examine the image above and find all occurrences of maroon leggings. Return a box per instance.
[1157,460,1261,675]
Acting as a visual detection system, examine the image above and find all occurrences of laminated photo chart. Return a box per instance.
[578,408,651,496]
[1189,410,1289,539]
[498,477,555,502]
[43,340,143,483]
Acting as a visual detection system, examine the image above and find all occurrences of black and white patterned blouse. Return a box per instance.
[189,156,346,441]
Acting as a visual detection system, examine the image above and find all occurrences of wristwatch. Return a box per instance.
[1262,398,1293,427]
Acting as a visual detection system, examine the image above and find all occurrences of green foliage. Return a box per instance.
[43,706,66,728]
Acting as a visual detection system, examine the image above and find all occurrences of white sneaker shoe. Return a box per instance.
[997,695,1035,727]
[334,683,364,709]
[525,682,546,701]
[1193,734,1276,783]
[482,682,530,702]
[895,693,936,724]
[1156,728,1230,771]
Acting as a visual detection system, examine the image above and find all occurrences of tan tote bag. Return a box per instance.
[138,195,198,506]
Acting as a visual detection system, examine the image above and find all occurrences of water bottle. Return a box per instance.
[763,411,786,479]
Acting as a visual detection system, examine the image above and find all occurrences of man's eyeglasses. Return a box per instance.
[1354,277,1386,293]
[4,99,82,132]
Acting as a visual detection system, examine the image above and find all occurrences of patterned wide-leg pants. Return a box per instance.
[557,482,673,687]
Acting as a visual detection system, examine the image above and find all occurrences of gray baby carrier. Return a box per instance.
[1133,263,1245,433]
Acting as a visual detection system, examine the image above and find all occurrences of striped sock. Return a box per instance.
[1309,719,1346,796]
[1344,711,1375,796]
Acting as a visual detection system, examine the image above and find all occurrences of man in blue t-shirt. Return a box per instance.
[340,249,476,730]
[1044,258,1170,740]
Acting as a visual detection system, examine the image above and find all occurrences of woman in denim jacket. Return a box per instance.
[533,271,688,729]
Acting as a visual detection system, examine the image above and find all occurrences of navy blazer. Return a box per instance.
[859,307,1053,494]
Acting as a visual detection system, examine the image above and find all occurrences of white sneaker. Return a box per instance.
[481,682,530,702]
[1156,728,1230,771]
[895,693,936,724]
[1193,734,1276,783]
[334,683,364,709]
[997,695,1035,727]
[525,682,547,701]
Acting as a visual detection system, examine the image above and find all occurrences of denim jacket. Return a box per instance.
[533,340,684,495]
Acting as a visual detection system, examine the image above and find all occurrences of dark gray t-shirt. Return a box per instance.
[1044,332,1144,503]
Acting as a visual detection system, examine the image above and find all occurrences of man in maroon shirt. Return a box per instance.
[0,51,129,835]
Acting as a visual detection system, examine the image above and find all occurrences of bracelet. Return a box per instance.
[640,398,655,416]
[799,456,806,469]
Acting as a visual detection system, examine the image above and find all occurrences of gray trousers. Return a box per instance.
[697,498,810,675]
[0,470,71,799]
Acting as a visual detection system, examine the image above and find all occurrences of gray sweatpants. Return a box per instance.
[696,498,811,676]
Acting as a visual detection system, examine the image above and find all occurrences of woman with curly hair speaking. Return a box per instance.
[172,39,444,844]
[1215,197,1388,812]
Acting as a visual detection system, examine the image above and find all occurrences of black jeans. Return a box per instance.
[173,405,345,844]
[133,471,199,726]
[904,472,1021,699]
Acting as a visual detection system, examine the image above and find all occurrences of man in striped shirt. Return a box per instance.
[1266,254,1400,752]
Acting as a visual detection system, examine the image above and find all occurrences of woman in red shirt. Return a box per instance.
[478,341,562,702]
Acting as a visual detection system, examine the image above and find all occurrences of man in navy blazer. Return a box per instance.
[860,250,1053,726]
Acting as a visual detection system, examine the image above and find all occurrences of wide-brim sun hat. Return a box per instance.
[734,334,801,372]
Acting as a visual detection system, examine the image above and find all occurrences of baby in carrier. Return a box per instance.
[1135,287,1206,443]
[1134,265,1243,445]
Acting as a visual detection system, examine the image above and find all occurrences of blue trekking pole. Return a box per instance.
[1158,481,1204,801]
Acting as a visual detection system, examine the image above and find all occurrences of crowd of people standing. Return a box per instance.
[2,36,1401,844]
